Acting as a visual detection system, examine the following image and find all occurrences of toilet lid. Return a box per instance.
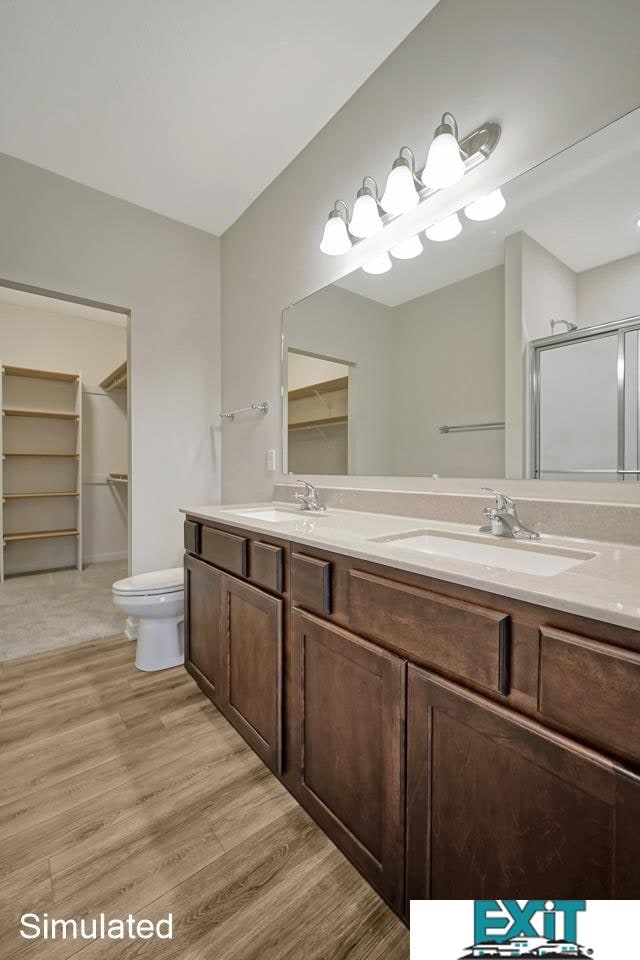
[113,567,184,597]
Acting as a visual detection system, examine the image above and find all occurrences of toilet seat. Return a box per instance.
[112,567,184,597]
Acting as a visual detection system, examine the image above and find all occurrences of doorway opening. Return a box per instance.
[287,351,350,475]
[0,282,130,660]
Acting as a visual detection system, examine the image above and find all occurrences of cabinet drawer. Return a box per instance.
[348,570,510,694]
[539,627,640,763]
[251,541,284,593]
[201,526,248,577]
[184,519,200,554]
[291,553,332,615]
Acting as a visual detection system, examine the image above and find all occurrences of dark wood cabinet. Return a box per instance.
[220,574,283,774]
[406,665,640,898]
[290,609,406,913]
[538,626,640,764]
[184,553,223,702]
[184,515,640,915]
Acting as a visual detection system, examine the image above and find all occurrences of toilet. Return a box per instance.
[112,568,185,671]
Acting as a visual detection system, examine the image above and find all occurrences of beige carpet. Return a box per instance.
[0,560,128,661]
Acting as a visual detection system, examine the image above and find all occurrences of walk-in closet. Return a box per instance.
[0,285,129,659]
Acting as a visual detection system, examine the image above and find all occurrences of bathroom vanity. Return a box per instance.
[182,502,640,915]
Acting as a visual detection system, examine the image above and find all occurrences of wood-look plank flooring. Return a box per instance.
[0,636,408,959]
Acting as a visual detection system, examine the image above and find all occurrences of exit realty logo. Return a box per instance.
[462,901,592,959]
[409,900,639,960]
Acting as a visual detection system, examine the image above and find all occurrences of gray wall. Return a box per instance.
[285,284,395,474]
[0,153,221,573]
[392,267,505,477]
[577,252,640,328]
[221,0,640,502]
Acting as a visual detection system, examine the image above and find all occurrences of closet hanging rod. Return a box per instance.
[438,421,505,434]
[220,401,269,420]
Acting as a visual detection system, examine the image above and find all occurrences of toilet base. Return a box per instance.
[135,617,184,671]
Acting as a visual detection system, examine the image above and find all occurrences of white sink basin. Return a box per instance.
[372,530,594,577]
[225,507,300,523]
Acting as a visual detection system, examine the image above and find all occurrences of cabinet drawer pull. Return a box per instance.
[251,541,284,593]
[184,519,200,554]
[201,526,248,577]
[291,553,332,615]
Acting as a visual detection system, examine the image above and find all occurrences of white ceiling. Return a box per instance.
[0,0,435,235]
[338,108,640,306]
[0,285,127,326]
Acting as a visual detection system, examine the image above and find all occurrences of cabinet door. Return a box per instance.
[184,553,223,702]
[291,610,406,913]
[220,574,283,774]
[407,666,640,899]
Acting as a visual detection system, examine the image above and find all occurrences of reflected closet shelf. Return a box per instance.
[288,415,348,431]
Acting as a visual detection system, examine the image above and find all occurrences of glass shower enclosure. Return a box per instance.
[530,316,640,481]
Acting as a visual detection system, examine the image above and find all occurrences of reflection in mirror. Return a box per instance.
[283,108,640,480]
[287,353,350,474]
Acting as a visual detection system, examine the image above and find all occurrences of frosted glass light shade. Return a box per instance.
[320,214,352,255]
[362,252,392,275]
[349,193,383,238]
[422,132,466,189]
[381,163,420,216]
[425,213,462,242]
[390,235,423,260]
[464,188,506,221]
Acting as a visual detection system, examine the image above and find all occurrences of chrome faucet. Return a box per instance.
[293,480,327,512]
[480,487,540,540]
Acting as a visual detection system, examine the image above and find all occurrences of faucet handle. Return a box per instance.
[297,480,317,496]
[481,487,514,512]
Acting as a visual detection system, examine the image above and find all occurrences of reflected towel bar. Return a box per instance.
[438,421,505,434]
[220,402,269,421]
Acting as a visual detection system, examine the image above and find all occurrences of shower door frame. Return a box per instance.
[530,314,640,481]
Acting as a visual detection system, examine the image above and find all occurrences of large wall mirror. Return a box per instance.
[283,109,640,481]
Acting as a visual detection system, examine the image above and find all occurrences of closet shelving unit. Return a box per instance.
[100,361,128,491]
[100,360,127,393]
[1,364,82,581]
[288,376,349,431]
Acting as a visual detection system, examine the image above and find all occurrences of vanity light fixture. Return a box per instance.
[425,212,462,242]
[319,201,352,255]
[390,234,423,260]
[319,112,500,259]
[464,187,506,221]
[349,177,384,238]
[362,252,392,274]
[422,113,466,190]
[381,147,421,216]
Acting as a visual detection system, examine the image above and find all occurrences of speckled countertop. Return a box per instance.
[180,502,640,631]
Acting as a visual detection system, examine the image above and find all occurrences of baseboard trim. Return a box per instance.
[84,551,128,564]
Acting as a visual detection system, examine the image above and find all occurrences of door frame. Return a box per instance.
[0,276,132,574]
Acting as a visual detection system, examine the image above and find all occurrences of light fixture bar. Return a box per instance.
[321,119,501,257]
